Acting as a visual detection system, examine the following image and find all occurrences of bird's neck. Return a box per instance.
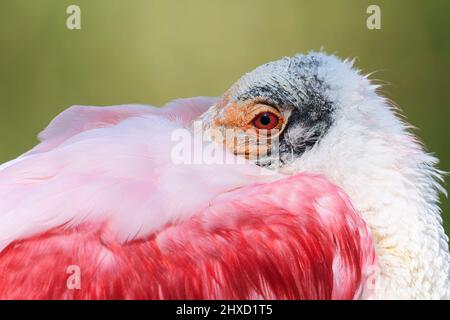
[281,126,450,299]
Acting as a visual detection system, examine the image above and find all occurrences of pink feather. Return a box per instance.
[0,98,376,299]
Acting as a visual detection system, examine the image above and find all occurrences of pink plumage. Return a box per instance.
[0,98,376,299]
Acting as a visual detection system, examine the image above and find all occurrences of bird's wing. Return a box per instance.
[24,96,217,156]
[0,98,273,252]
[0,173,376,300]
[0,99,376,299]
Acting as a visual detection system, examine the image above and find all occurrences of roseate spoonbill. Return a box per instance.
[0,52,448,299]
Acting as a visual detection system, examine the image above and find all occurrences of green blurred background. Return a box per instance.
[0,0,449,231]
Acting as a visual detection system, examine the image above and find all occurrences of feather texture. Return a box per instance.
[0,98,375,299]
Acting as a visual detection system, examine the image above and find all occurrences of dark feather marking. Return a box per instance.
[235,55,335,165]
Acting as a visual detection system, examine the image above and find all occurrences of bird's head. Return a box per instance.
[197,53,449,299]
[199,52,407,178]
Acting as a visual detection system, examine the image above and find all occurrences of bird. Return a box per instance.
[0,52,448,299]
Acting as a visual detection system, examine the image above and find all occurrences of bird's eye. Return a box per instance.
[252,112,280,130]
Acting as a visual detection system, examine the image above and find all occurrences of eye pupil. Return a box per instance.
[259,114,271,126]
[252,111,280,130]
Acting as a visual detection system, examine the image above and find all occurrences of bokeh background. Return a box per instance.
[0,0,449,231]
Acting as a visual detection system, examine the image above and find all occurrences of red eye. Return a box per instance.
[252,112,280,130]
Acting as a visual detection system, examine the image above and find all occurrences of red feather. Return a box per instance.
[0,174,376,300]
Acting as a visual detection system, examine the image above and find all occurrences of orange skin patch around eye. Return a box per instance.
[212,100,284,132]
[208,99,285,159]
[212,101,250,128]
